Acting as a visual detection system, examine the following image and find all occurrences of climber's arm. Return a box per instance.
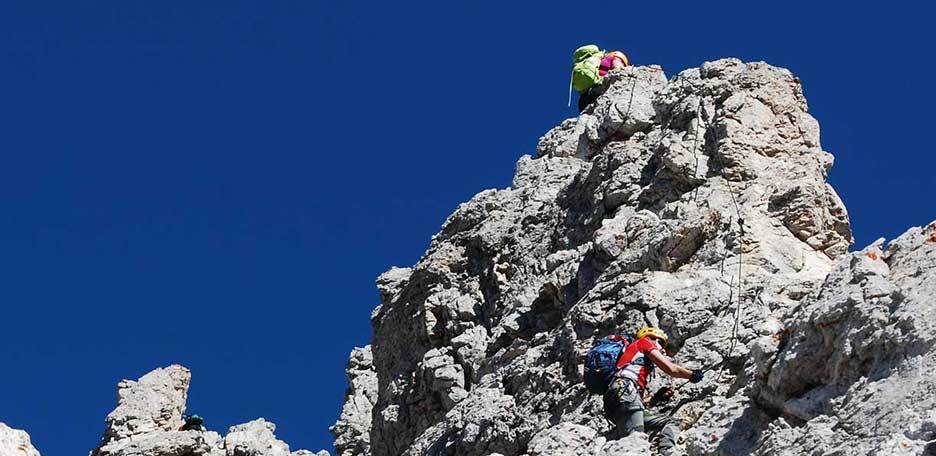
[648,348,693,380]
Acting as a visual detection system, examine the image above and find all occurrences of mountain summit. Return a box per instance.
[330,59,935,456]
[3,59,934,456]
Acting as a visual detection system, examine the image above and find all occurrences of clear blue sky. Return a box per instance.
[0,2,932,455]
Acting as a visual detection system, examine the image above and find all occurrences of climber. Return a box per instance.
[599,51,629,77]
[179,414,206,432]
[569,45,629,112]
[603,327,702,456]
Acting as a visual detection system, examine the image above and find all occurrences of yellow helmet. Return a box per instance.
[636,326,668,347]
[607,50,629,67]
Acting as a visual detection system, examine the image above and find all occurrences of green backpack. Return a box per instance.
[568,45,604,106]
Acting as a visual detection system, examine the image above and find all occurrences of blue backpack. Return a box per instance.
[584,335,633,394]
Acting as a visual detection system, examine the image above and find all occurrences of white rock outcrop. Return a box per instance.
[331,59,935,456]
[88,364,328,456]
[95,364,192,449]
[330,347,378,456]
[0,423,41,456]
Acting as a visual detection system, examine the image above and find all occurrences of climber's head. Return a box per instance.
[636,326,668,348]
[607,51,629,68]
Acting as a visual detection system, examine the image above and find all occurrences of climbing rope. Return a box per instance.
[679,89,748,384]
[704,106,747,380]
[585,72,751,398]
[725,219,745,365]
[608,70,641,140]
[623,74,749,385]
[689,98,703,203]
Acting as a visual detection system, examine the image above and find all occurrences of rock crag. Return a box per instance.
[87,364,328,456]
[331,59,936,456]
[3,58,934,456]
[0,423,41,456]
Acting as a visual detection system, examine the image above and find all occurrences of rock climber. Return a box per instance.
[179,414,206,432]
[569,45,629,112]
[603,326,702,456]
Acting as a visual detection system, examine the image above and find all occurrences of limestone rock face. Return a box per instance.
[89,366,327,456]
[97,365,192,447]
[3,58,931,456]
[332,59,935,456]
[749,224,936,455]
[0,423,41,456]
[330,347,378,456]
[224,419,293,456]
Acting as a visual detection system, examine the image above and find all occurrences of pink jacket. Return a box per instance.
[599,53,628,77]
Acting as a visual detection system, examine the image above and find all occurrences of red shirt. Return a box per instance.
[615,336,663,390]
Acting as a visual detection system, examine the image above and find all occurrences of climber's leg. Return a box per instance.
[607,408,644,440]
[604,378,645,439]
[578,86,600,112]
[622,408,645,434]
[643,409,680,454]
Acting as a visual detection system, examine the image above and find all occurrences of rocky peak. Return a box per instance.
[96,364,191,447]
[330,59,934,455]
[89,365,328,456]
[2,58,932,456]
[0,423,41,456]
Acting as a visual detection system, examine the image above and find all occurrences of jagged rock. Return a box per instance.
[334,58,935,456]
[683,395,770,456]
[4,57,932,456]
[420,348,469,410]
[594,433,652,456]
[93,364,192,453]
[224,419,292,456]
[749,222,936,455]
[0,423,41,456]
[523,424,652,456]
[526,423,597,456]
[403,388,526,456]
[93,431,225,456]
[538,66,668,160]
[91,366,324,456]
[331,346,378,456]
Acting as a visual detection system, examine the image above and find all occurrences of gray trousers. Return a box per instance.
[603,378,680,452]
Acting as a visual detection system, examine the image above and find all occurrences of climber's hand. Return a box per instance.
[690,369,704,383]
